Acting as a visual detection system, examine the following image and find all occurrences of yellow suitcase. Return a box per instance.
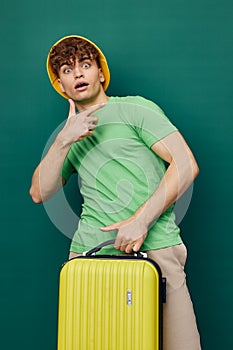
[57,240,166,350]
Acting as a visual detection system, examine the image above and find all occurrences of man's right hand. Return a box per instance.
[58,99,105,146]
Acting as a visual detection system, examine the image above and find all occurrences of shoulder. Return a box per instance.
[109,95,165,114]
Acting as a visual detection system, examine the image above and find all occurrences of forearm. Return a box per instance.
[29,133,71,203]
[100,131,200,253]
[30,102,103,203]
[134,158,199,227]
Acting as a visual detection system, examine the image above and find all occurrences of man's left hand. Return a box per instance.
[99,216,148,253]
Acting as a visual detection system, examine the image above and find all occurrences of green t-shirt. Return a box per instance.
[62,95,182,254]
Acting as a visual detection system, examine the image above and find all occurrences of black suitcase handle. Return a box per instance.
[85,239,145,258]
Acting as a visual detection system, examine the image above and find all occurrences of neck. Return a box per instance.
[75,92,110,112]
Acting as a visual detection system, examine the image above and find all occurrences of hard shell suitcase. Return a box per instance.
[57,240,166,350]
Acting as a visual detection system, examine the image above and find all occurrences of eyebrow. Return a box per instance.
[78,56,92,62]
[59,62,71,68]
[59,56,92,69]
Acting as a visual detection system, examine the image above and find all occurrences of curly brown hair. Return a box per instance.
[49,37,100,77]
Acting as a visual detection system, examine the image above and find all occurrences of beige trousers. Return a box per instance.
[147,244,202,350]
[69,243,202,350]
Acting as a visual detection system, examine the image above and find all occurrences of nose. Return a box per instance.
[73,66,84,79]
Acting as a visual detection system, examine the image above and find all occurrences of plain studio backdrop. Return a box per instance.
[0,1,232,349]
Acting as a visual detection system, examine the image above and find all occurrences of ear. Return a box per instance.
[99,68,105,83]
[58,79,66,93]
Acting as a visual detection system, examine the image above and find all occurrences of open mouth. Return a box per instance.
[75,82,89,90]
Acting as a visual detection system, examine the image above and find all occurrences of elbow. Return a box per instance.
[181,158,200,185]
[29,186,43,204]
[192,160,200,180]
[31,196,43,204]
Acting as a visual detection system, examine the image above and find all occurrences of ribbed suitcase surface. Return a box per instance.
[57,257,163,350]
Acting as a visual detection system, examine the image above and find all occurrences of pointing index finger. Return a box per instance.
[85,102,106,116]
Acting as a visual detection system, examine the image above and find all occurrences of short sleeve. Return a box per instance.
[133,96,178,148]
[61,155,76,181]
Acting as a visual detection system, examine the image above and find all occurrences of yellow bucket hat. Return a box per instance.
[46,35,110,99]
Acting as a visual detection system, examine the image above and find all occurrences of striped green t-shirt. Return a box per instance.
[62,96,182,254]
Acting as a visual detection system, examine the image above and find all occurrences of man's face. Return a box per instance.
[58,56,105,104]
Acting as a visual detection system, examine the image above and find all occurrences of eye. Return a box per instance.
[63,68,72,74]
[82,62,91,69]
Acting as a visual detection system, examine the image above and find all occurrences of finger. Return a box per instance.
[84,102,106,116]
[88,123,97,131]
[119,243,128,252]
[68,99,76,119]
[87,116,98,131]
[125,243,135,254]
[132,238,144,252]
[99,224,118,232]
[113,233,122,249]
[114,240,123,250]
[78,131,93,140]
[87,115,98,124]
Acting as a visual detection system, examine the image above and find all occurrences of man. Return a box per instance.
[30,35,202,349]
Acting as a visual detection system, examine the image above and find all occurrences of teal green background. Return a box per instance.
[1,0,232,349]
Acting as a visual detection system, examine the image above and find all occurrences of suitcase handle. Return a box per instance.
[85,239,145,258]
